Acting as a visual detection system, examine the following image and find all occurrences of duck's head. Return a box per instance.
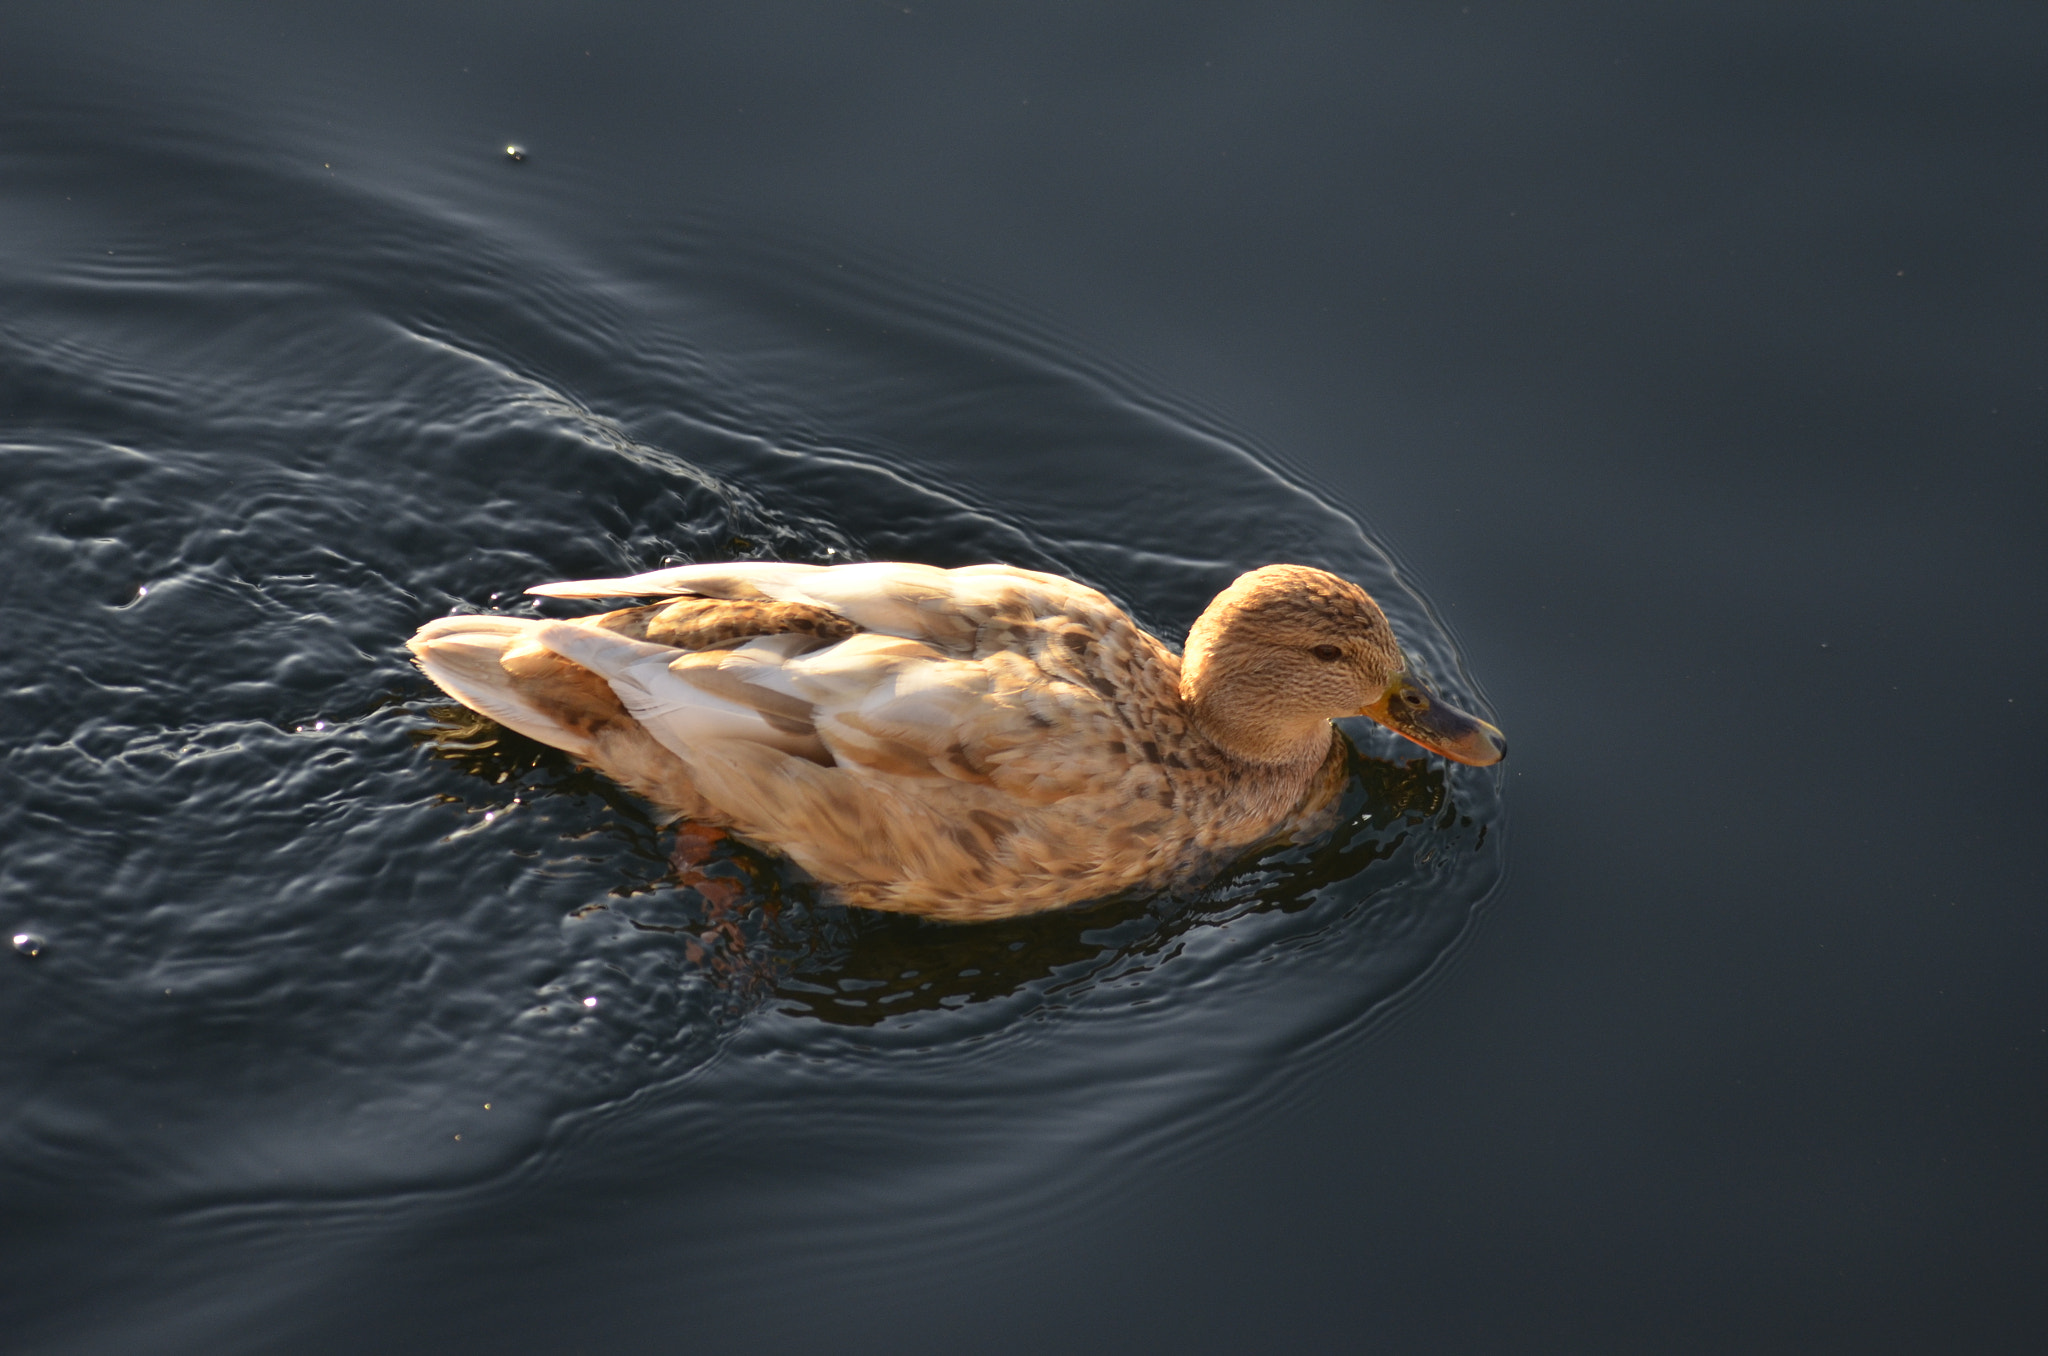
[1181,564,1507,769]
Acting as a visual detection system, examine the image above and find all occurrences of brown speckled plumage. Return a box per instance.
[409,561,1426,920]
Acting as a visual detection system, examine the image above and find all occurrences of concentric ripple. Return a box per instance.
[0,117,1503,1252]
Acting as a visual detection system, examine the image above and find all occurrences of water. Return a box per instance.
[5,5,2046,1353]
[2,28,1505,1350]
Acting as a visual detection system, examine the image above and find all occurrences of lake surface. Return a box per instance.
[4,5,2045,1353]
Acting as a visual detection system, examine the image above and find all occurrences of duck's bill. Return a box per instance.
[1359,675,1507,767]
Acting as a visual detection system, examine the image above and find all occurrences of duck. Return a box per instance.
[408,561,1504,921]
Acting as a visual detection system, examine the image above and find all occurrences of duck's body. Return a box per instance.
[410,561,1502,921]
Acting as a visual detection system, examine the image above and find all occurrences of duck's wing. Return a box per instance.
[531,620,1134,807]
[527,561,1122,657]
[416,563,1158,799]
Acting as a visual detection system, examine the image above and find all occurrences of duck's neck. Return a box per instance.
[1180,666,1336,772]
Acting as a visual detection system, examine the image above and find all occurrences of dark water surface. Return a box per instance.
[5,4,2046,1353]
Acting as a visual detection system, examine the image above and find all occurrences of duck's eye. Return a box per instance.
[1311,644,1342,662]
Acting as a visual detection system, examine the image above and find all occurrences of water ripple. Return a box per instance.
[0,116,1504,1254]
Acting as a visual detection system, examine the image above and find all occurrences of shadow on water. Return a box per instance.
[415,700,1479,1030]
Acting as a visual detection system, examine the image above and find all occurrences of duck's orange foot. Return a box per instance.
[670,823,749,914]
[670,822,731,869]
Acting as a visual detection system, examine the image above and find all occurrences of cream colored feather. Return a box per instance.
[411,559,1497,919]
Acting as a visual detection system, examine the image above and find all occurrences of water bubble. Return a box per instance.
[13,933,47,958]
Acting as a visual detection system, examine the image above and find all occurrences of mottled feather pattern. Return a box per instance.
[591,596,860,651]
[414,562,1363,919]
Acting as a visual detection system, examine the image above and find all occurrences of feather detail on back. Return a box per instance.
[526,561,1125,659]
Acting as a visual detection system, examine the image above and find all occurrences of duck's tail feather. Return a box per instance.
[408,614,714,819]
[410,615,605,758]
